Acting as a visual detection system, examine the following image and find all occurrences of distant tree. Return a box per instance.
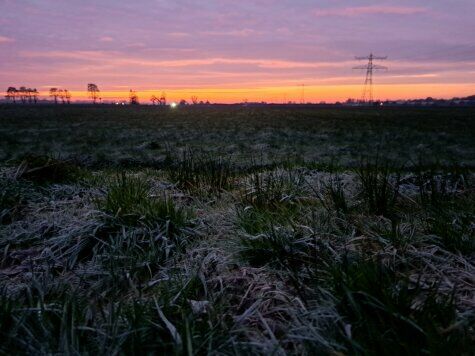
[191,95,198,105]
[26,88,33,103]
[58,89,66,104]
[19,86,28,104]
[64,90,71,104]
[87,83,100,104]
[6,87,18,103]
[49,88,60,104]
[159,92,167,106]
[129,90,139,105]
[150,95,159,105]
[179,99,187,106]
[32,88,39,104]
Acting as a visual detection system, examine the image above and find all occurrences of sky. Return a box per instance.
[1,0,475,103]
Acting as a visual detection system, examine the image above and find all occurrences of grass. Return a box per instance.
[99,173,190,236]
[329,257,472,355]
[356,156,402,218]
[0,180,25,224]
[1,105,474,354]
[13,154,87,184]
[166,149,236,192]
[236,169,304,234]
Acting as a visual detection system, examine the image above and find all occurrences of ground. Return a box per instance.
[0,105,474,355]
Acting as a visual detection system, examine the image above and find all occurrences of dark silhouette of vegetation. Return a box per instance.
[49,88,59,104]
[5,87,17,103]
[129,90,139,105]
[159,92,167,105]
[150,92,167,105]
[57,89,72,104]
[150,95,159,105]
[87,83,100,104]
[5,87,39,104]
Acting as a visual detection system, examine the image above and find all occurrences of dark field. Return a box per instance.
[0,105,474,354]
[1,105,475,167]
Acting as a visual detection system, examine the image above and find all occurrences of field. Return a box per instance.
[1,105,474,354]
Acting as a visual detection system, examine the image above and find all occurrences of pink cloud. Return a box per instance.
[314,6,427,17]
[0,35,14,43]
[99,36,114,42]
[20,50,349,69]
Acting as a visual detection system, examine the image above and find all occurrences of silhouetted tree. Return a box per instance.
[191,95,198,105]
[19,86,28,104]
[26,88,33,103]
[159,92,167,106]
[58,89,66,104]
[6,87,18,103]
[179,99,187,106]
[150,95,159,105]
[129,90,139,105]
[31,88,39,104]
[49,88,60,104]
[87,83,100,104]
[5,87,39,104]
[64,90,71,104]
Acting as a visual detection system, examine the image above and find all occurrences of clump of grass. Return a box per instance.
[329,257,473,355]
[425,200,475,254]
[99,174,190,236]
[0,180,25,224]
[0,273,232,355]
[414,162,470,207]
[356,157,401,218]
[413,164,474,253]
[240,226,313,268]
[166,149,236,192]
[94,229,181,293]
[14,155,87,184]
[241,170,304,209]
[316,175,352,215]
[237,170,304,234]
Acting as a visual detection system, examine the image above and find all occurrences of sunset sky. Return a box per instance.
[1,0,474,103]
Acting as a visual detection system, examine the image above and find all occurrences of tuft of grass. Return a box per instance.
[356,157,401,218]
[414,164,474,254]
[14,155,87,184]
[166,149,236,192]
[239,226,312,268]
[0,180,25,224]
[241,170,304,209]
[236,170,304,234]
[414,163,470,207]
[320,175,351,215]
[99,174,190,235]
[329,257,473,355]
[0,274,233,355]
[425,201,475,254]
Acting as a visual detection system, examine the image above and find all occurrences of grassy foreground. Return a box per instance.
[0,105,474,355]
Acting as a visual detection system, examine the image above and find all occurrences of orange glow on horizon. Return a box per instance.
[46,83,475,104]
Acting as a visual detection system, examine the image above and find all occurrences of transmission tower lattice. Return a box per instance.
[354,53,388,104]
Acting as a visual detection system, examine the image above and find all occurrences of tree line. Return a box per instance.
[5,87,40,104]
[5,84,209,106]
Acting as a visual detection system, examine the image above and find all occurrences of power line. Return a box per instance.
[353,53,388,104]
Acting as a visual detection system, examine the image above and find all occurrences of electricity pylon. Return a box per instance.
[354,53,387,104]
